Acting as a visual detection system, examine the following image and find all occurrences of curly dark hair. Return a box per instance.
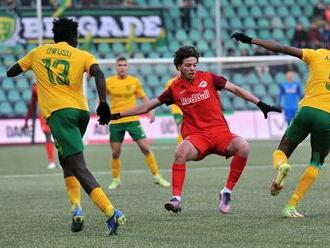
[173,45,200,70]
[52,17,78,45]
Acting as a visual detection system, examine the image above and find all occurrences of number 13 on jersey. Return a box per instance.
[42,58,70,86]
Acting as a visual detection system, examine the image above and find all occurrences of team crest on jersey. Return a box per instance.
[126,85,132,91]
[198,81,207,88]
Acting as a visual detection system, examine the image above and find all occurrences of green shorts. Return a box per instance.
[47,108,90,159]
[173,113,183,127]
[110,121,146,143]
[285,107,330,166]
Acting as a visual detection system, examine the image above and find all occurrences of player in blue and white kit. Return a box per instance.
[278,70,303,124]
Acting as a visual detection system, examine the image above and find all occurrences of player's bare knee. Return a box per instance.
[174,149,187,164]
[236,139,249,157]
[140,146,151,155]
[112,150,121,158]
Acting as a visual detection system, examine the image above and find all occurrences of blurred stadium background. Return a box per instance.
[2,0,328,118]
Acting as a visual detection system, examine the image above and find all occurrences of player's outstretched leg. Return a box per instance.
[164,198,182,213]
[271,162,291,196]
[106,209,126,235]
[66,153,126,235]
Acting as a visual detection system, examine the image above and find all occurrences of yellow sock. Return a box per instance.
[145,152,159,176]
[89,187,115,218]
[64,176,81,207]
[177,134,183,144]
[288,166,319,207]
[111,158,121,179]
[272,150,288,169]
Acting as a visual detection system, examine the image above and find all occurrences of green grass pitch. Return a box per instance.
[1,140,330,248]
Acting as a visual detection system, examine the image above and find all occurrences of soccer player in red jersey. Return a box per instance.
[109,46,281,214]
[23,83,57,169]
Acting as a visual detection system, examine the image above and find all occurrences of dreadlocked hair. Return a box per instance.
[52,17,78,44]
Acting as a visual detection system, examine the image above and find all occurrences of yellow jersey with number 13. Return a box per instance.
[18,41,97,119]
[301,49,330,113]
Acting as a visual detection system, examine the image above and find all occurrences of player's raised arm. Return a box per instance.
[224,80,282,119]
[7,63,23,77]
[111,98,162,120]
[89,63,111,125]
[231,32,303,59]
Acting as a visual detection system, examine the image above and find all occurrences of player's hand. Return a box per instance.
[231,32,252,44]
[149,110,155,123]
[110,113,121,120]
[96,102,111,125]
[257,101,282,119]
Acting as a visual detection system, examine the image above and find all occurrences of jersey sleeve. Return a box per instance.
[84,51,98,73]
[105,78,111,95]
[157,87,174,106]
[135,78,146,98]
[211,73,227,90]
[302,49,316,64]
[18,49,34,71]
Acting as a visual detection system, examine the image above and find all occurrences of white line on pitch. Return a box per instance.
[0,163,308,179]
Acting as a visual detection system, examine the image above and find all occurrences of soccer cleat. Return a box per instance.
[271,163,291,196]
[71,206,84,232]
[164,198,182,213]
[47,162,57,169]
[154,175,171,187]
[108,178,121,190]
[106,209,126,235]
[282,205,304,218]
[218,192,231,214]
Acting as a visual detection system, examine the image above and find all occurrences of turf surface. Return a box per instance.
[1,140,330,248]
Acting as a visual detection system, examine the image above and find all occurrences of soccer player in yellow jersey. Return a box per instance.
[233,32,330,217]
[6,17,125,235]
[165,74,183,144]
[106,57,170,189]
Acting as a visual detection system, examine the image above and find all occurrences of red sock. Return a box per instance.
[225,155,247,191]
[172,163,186,196]
[45,142,55,162]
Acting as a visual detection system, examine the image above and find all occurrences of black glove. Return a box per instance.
[110,113,121,120]
[96,102,111,125]
[231,32,252,44]
[257,101,282,119]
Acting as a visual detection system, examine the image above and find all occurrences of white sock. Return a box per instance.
[172,196,181,202]
[221,187,232,194]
